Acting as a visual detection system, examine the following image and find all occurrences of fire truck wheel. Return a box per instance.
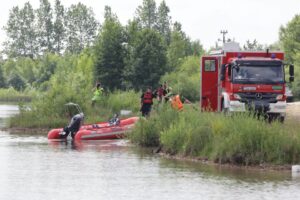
[268,114,284,123]
[279,116,285,123]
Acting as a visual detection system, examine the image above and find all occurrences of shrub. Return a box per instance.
[161,56,200,101]
[0,88,37,102]
[130,107,300,165]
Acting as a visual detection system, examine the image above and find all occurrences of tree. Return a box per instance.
[161,56,200,101]
[280,14,300,63]
[267,41,282,51]
[167,23,193,69]
[125,20,140,44]
[135,0,157,29]
[280,15,300,99]
[243,39,263,51]
[190,40,205,56]
[157,0,171,44]
[94,7,125,90]
[37,0,53,53]
[4,2,38,58]
[127,29,167,90]
[173,22,185,36]
[65,3,99,54]
[104,5,118,21]
[36,53,59,85]
[15,58,37,85]
[8,73,26,91]
[0,66,6,88]
[53,0,65,54]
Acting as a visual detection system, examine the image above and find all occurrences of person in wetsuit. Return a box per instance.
[59,113,84,139]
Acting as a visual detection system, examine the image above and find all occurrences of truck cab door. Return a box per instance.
[201,56,219,111]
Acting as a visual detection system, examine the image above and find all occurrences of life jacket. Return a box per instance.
[171,95,183,111]
[143,92,153,104]
[158,88,164,97]
[94,88,103,97]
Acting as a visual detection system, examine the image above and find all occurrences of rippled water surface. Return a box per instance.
[0,104,299,200]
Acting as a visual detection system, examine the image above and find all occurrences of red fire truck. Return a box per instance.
[200,42,294,121]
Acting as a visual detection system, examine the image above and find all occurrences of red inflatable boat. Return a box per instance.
[47,117,139,140]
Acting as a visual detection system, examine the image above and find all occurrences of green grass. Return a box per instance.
[130,105,300,165]
[8,90,141,129]
[0,88,37,102]
[101,90,140,113]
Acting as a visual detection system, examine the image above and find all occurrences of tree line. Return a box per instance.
[0,0,299,97]
[3,0,99,57]
[91,0,203,90]
[0,0,204,92]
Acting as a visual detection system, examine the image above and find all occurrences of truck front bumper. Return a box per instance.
[229,101,286,114]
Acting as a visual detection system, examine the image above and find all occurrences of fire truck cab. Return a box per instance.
[200,42,294,121]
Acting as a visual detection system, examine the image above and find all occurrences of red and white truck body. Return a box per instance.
[200,43,294,120]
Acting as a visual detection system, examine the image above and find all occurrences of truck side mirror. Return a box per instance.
[220,64,226,81]
[289,65,294,82]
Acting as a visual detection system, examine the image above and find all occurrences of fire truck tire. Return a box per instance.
[279,116,285,123]
[268,114,284,123]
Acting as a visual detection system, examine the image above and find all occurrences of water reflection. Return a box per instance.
[48,140,130,152]
[129,146,292,183]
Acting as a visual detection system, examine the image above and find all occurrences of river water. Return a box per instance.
[0,104,299,200]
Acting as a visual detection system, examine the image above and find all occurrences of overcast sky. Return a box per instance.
[0,0,299,49]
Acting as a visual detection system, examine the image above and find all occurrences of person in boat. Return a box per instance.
[109,113,120,126]
[60,112,84,139]
[140,87,156,117]
[92,82,104,107]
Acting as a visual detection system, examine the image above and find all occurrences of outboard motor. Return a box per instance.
[61,113,84,139]
[59,103,84,139]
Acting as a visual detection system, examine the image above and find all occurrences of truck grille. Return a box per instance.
[238,93,278,103]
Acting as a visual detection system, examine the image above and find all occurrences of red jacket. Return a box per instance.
[142,92,153,104]
[157,87,164,97]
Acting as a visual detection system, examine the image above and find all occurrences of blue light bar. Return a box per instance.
[271,53,276,59]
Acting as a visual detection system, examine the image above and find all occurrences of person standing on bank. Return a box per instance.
[157,84,165,102]
[140,87,156,117]
[92,82,104,107]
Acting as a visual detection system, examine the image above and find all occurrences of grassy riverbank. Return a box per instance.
[9,90,140,129]
[130,106,300,166]
[0,88,37,102]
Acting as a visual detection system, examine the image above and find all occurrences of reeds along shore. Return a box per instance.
[130,106,300,166]
[8,90,140,129]
[0,88,36,102]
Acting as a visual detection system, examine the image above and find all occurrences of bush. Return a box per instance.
[161,56,200,101]
[0,88,37,102]
[130,107,300,165]
[101,90,140,113]
[8,73,26,91]
[130,105,179,147]
[130,118,160,147]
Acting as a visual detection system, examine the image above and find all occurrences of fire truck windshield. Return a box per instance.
[232,62,284,84]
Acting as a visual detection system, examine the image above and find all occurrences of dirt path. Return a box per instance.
[286,102,300,122]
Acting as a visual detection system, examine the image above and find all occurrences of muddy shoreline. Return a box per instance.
[0,127,49,134]
[155,150,292,172]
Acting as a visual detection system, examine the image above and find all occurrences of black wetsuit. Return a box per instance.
[61,113,84,139]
